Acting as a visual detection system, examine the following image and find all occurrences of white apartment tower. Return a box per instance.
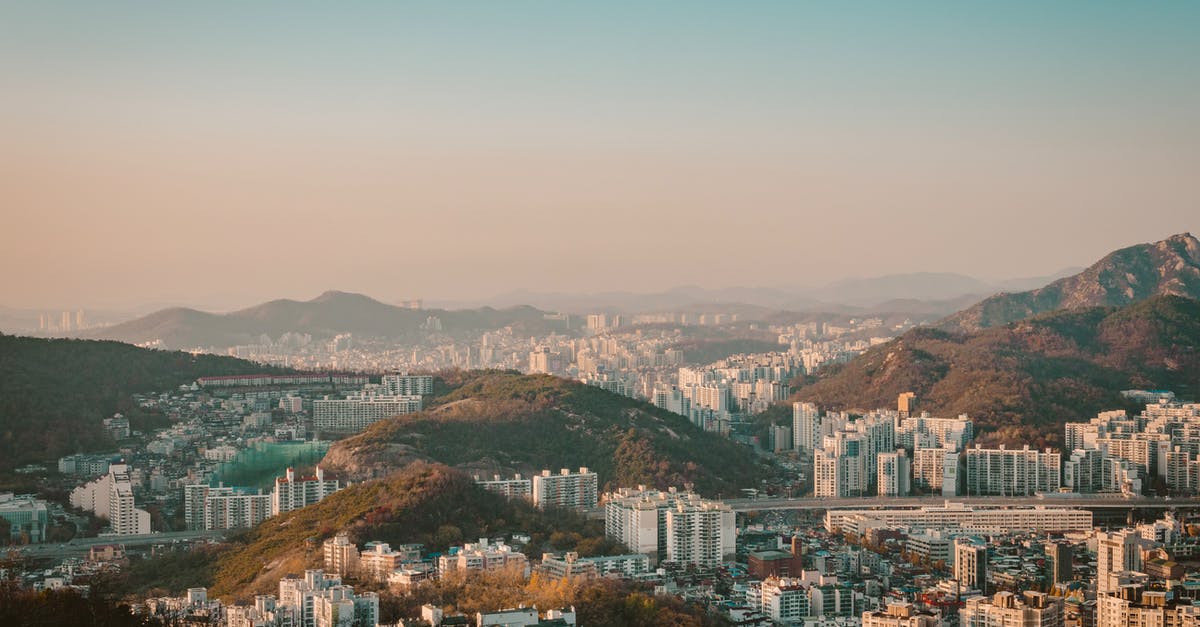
[272,467,341,516]
[793,402,821,453]
[532,468,599,510]
[877,449,912,497]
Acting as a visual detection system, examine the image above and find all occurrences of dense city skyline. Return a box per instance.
[3,2,1198,309]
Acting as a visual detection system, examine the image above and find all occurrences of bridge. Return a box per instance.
[14,529,226,561]
[722,495,1200,512]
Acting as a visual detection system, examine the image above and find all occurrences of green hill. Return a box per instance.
[322,371,773,496]
[792,295,1200,448]
[205,461,617,599]
[0,334,288,469]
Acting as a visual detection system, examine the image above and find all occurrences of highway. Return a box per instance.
[14,530,226,561]
[721,495,1200,512]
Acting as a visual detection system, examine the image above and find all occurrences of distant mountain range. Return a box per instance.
[431,269,1081,314]
[78,291,567,349]
[937,233,1200,332]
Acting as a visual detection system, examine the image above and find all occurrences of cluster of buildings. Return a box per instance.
[1064,401,1200,496]
[474,467,599,510]
[650,356,801,433]
[141,572,380,627]
[184,466,343,530]
[787,396,1200,499]
[604,487,736,569]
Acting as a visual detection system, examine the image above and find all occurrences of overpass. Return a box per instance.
[723,495,1200,512]
[14,529,226,561]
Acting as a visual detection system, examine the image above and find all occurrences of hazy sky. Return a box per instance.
[2,2,1198,310]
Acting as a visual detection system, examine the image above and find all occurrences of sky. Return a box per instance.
[2,2,1198,310]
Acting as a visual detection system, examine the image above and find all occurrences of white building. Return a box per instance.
[877,449,911,497]
[475,474,532,500]
[438,539,529,577]
[604,487,734,567]
[862,603,940,627]
[963,445,1061,496]
[793,402,822,453]
[913,448,959,497]
[962,592,1062,627]
[272,467,341,516]
[532,468,598,510]
[380,374,434,396]
[312,394,422,433]
[825,501,1092,535]
[69,463,151,535]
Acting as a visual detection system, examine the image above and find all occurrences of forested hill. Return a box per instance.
[792,295,1200,448]
[0,334,288,469]
[323,371,774,496]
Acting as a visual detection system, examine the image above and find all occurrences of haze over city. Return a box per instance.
[3,2,1198,310]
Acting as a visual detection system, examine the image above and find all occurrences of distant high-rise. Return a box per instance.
[1046,542,1073,585]
[792,402,821,453]
[954,537,987,594]
[61,311,72,332]
[877,449,911,496]
[898,392,917,416]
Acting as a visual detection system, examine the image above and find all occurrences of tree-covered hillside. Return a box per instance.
[0,334,288,469]
[323,371,774,496]
[792,295,1200,448]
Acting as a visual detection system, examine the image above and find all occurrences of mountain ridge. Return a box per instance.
[937,233,1200,332]
[82,291,563,349]
[792,294,1200,447]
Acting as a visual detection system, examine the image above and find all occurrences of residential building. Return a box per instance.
[962,592,1063,627]
[532,468,598,510]
[604,487,734,566]
[438,540,529,577]
[380,374,434,396]
[323,534,360,577]
[312,394,422,433]
[825,502,1092,535]
[793,402,821,453]
[964,445,1061,496]
[954,538,987,594]
[475,474,532,500]
[862,603,940,627]
[0,493,49,544]
[272,467,341,516]
[877,449,911,497]
[913,448,960,497]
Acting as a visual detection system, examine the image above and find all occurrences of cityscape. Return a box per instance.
[3,2,1200,627]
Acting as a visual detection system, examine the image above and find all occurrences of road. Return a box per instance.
[14,529,226,561]
[722,495,1200,512]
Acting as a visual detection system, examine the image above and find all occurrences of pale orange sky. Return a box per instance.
[2,2,1198,309]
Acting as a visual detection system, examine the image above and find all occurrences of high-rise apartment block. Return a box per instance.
[877,449,911,496]
[69,462,151,535]
[272,467,341,516]
[532,468,598,510]
[954,538,987,593]
[964,445,1060,496]
[962,592,1063,627]
[913,448,960,496]
[312,394,422,433]
[604,488,734,567]
[380,374,434,396]
[793,402,821,453]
